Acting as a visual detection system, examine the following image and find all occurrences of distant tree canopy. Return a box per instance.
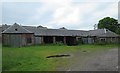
[59,27,67,29]
[97,17,120,35]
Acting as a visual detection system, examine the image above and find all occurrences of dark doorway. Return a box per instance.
[26,37,32,44]
[66,36,77,46]
[55,36,64,43]
[43,36,53,43]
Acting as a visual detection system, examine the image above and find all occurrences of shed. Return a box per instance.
[2,23,34,47]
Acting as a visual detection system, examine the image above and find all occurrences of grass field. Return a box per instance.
[2,44,118,71]
[0,44,2,71]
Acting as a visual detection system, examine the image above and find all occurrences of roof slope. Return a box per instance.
[30,28,89,36]
[2,23,33,34]
[89,29,118,37]
[2,24,11,31]
[23,25,89,36]
[1,23,119,37]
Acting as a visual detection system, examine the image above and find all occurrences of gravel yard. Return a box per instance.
[57,48,118,71]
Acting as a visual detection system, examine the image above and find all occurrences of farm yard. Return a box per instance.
[1,1,120,72]
[2,44,118,71]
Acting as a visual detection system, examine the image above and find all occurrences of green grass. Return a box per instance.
[2,44,118,71]
[0,44,2,71]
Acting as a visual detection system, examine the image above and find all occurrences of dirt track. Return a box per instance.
[58,48,118,71]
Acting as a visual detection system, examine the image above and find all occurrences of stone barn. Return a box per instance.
[89,29,119,44]
[1,23,119,47]
[25,28,88,46]
[2,23,34,47]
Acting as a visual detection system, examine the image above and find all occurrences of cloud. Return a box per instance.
[77,2,118,30]
[48,4,81,24]
[0,3,2,24]
[42,2,109,29]
[2,0,118,30]
[2,0,119,2]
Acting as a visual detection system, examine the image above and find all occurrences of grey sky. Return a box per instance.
[1,0,119,30]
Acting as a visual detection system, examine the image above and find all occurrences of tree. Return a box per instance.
[116,23,120,34]
[97,17,119,34]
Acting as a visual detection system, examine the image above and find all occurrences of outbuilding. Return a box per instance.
[2,23,34,47]
[1,23,119,47]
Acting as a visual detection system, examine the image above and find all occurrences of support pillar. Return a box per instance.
[53,36,56,43]
[64,36,66,44]
[41,36,44,44]
[76,37,79,41]
[111,37,112,43]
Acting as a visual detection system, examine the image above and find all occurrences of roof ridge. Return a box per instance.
[2,23,33,33]
[18,24,33,33]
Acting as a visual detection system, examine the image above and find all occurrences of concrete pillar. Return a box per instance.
[32,35,34,45]
[53,36,56,43]
[64,36,66,44]
[76,37,79,41]
[41,36,44,44]
[93,36,96,43]
[111,37,113,43]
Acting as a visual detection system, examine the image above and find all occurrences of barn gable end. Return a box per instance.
[2,23,34,47]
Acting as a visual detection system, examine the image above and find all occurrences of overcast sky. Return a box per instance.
[1,0,119,30]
